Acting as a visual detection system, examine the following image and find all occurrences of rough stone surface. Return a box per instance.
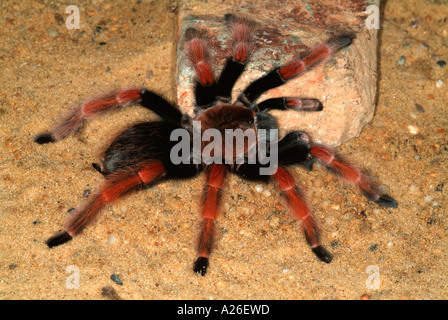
[176,0,380,146]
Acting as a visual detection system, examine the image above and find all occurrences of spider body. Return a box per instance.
[35,15,397,276]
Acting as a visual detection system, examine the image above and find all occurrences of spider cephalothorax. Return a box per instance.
[35,14,397,276]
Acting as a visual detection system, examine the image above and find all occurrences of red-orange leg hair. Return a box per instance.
[194,164,227,275]
[215,14,254,103]
[273,166,332,263]
[34,89,143,143]
[310,145,398,208]
[278,35,354,80]
[46,161,166,247]
[227,14,254,64]
[183,28,215,87]
[238,34,355,106]
[183,27,216,108]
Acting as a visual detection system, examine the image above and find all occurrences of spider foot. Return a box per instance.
[327,34,356,52]
[47,231,73,248]
[92,163,102,173]
[312,246,333,263]
[193,257,209,276]
[34,132,55,144]
[366,193,398,208]
[92,163,108,176]
[376,194,398,208]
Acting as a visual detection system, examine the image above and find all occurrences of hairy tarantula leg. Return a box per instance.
[34,89,143,144]
[140,90,183,124]
[310,145,398,208]
[183,28,216,108]
[257,97,323,112]
[46,161,166,248]
[277,131,316,171]
[273,166,332,263]
[34,89,141,144]
[237,34,355,106]
[194,164,227,276]
[34,89,181,144]
[215,14,255,103]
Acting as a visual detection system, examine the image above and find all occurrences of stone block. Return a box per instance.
[176,0,380,146]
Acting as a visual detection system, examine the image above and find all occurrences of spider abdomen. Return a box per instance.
[102,122,198,179]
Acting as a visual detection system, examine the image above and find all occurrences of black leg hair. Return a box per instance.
[237,69,285,107]
[194,82,217,109]
[140,90,183,124]
[278,131,314,171]
[47,231,73,247]
[232,130,314,181]
[215,14,254,105]
[215,58,246,103]
[182,27,217,109]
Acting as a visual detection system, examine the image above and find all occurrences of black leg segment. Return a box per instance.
[141,89,183,124]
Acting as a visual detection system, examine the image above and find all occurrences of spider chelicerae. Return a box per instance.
[35,14,397,276]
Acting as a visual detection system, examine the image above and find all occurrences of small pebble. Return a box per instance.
[254,184,263,193]
[359,210,367,218]
[269,216,280,229]
[94,26,102,35]
[83,189,91,197]
[108,236,116,244]
[331,204,340,211]
[110,274,123,285]
[436,60,446,67]
[414,103,425,113]
[407,125,419,135]
[397,55,406,66]
[361,294,370,300]
[215,281,226,290]
[436,80,444,88]
[48,28,58,37]
[408,184,419,194]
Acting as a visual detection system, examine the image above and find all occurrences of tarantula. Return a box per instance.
[35,15,397,276]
